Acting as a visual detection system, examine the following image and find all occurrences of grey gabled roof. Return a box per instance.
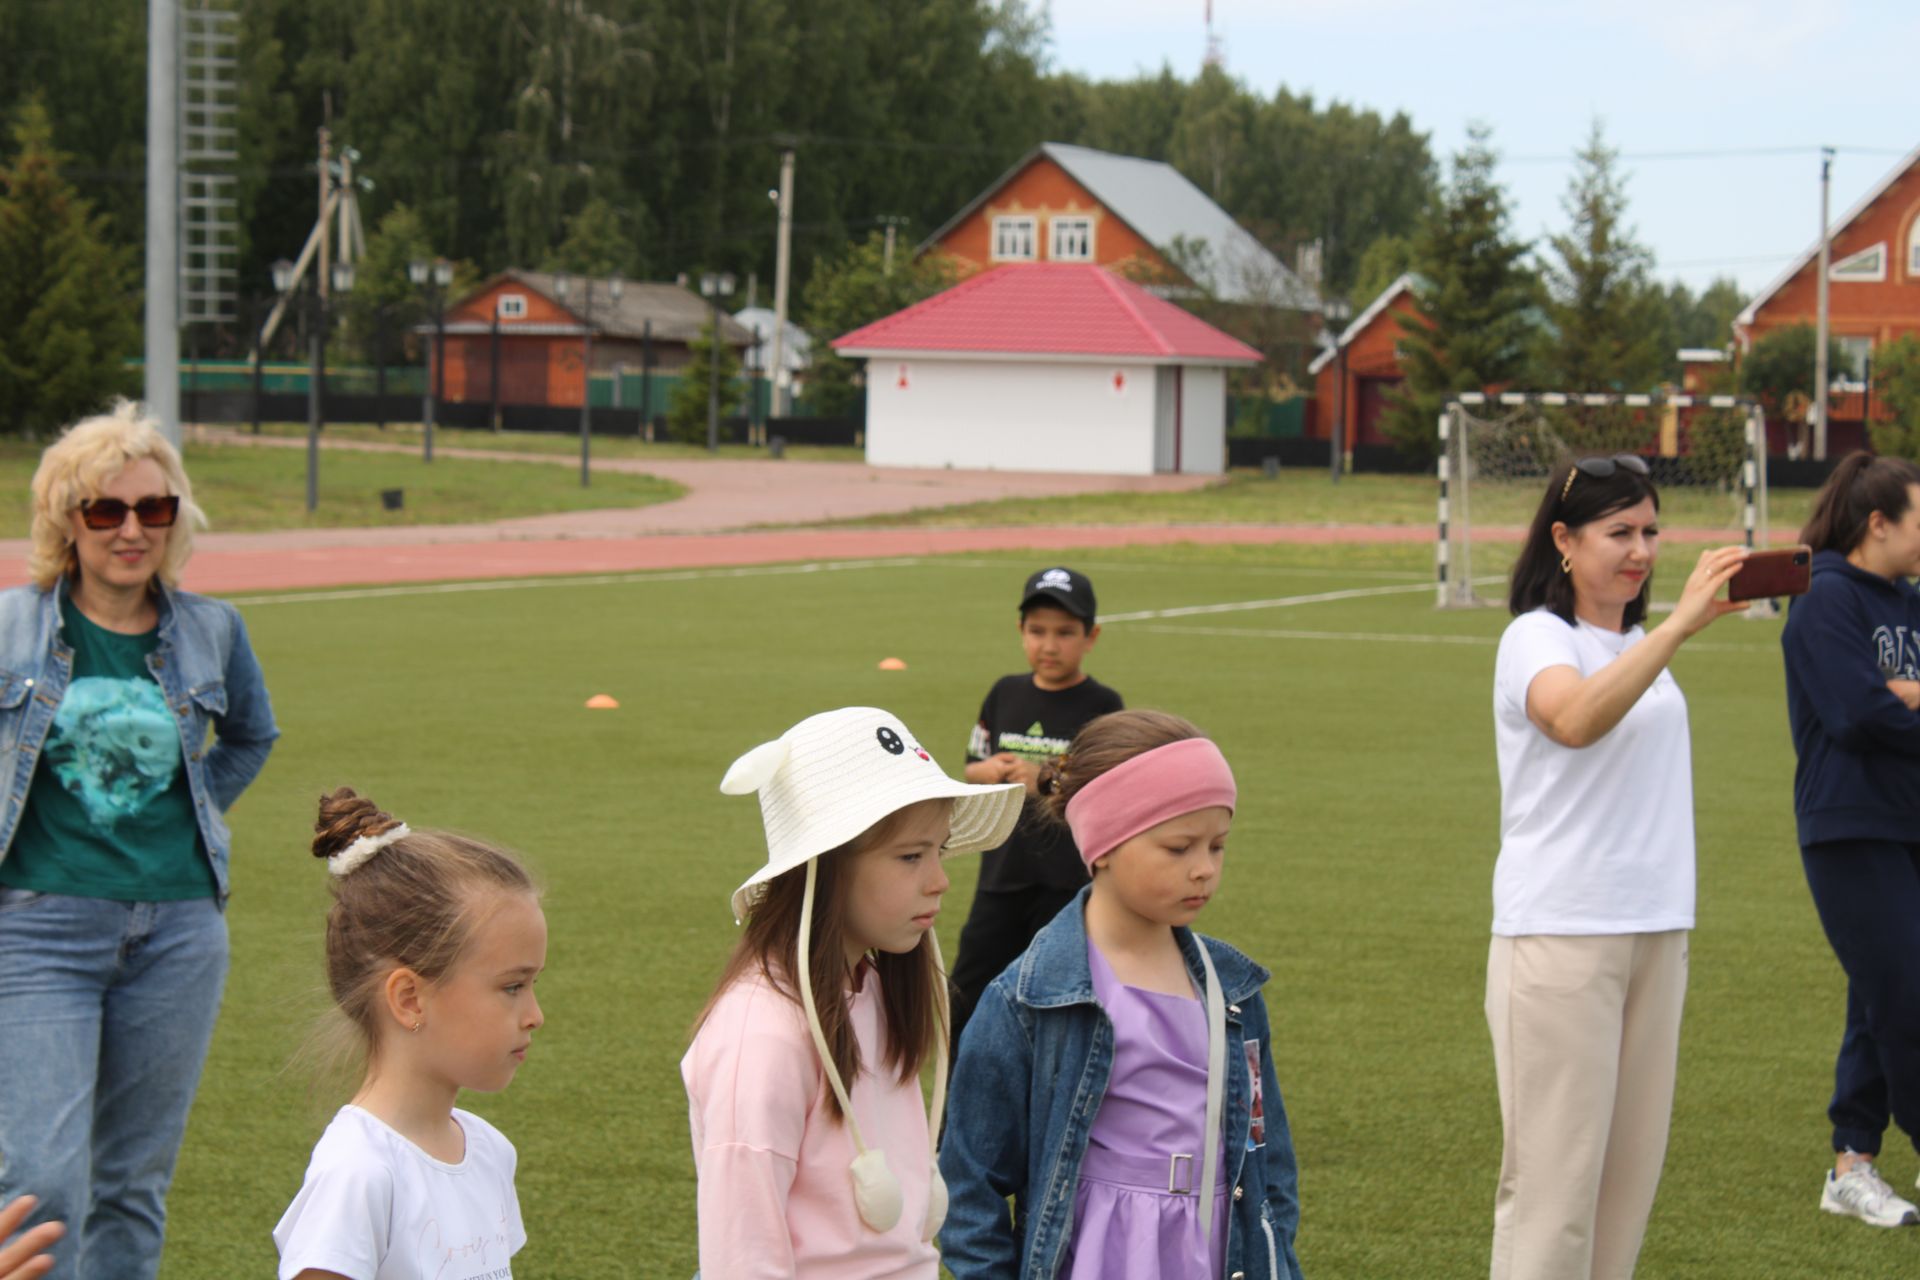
[472,271,753,345]
[920,142,1319,311]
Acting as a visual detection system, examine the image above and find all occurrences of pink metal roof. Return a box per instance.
[833,263,1263,364]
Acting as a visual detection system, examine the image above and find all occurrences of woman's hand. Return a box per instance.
[1887,679,1920,712]
[1667,546,1750,637]
[0,1196,64,1280]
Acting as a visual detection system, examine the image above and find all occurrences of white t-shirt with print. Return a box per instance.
[1491,608,1695,936]
[274,1105,526,1280]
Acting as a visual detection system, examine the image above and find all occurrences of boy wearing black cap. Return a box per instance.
[951,566,1124,1045]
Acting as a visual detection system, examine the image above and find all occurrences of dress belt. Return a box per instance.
[1078,1145,1229,1196]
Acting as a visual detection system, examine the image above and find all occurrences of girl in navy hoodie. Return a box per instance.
[1782,450,1920,1229]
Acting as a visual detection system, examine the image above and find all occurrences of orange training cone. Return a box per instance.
[877,658,908,671]
[585,694,620,709]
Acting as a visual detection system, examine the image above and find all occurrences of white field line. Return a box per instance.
[1100,581,1439,623]
[226,557,933,606]
[1140,623,1777,654]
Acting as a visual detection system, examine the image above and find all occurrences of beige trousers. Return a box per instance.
[1485,930,1689,1280]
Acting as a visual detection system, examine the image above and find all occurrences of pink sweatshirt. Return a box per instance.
[683,965,939,1280]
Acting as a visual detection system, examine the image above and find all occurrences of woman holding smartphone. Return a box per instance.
[1488,454,1746,1279]
[1780,451,1920,1229]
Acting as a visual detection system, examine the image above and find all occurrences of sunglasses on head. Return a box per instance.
[77,495,180,531]
[1561,454,1650,501]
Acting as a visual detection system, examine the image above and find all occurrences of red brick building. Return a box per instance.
[1306,274,1426,446]
[920,143,1318,312]
[1735,142,1920,449]
[432,271,751,408]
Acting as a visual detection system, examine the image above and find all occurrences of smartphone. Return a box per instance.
[1728,545,1812,602]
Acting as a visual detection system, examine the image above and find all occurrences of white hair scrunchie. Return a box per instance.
[328,823,411,877]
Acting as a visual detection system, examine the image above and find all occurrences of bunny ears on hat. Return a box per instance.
[720,706,1023,924]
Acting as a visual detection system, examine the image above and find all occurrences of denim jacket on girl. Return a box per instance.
[0,578,278,903]
[939,886,1305,1280]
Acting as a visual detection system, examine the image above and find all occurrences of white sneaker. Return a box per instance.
[1821,1161,1920,1227]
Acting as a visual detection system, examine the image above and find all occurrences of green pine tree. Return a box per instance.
[666,319,744,445]
[0,99,138,436]
[1380,124,1536,462]
[1539,121,1667,394]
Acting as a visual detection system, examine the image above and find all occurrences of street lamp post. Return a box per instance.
[554,274,624,487]
[698,272,736,454]
[408,257,455,464]
[1320,298,1352,485]
[274,257,353,512]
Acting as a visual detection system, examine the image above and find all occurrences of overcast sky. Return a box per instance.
[1042,0,1917,302]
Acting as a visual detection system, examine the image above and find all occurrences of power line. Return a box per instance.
[1503,143,1908,165]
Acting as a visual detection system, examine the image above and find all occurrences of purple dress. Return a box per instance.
[1062,940,1229,1280]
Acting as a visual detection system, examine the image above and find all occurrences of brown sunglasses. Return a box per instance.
[78,495,180,531]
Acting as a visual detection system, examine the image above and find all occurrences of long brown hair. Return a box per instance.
[1038,709,1207,829]
[1799,451,1920,554]
[693,801,947,1121]
[308,787,537,1079]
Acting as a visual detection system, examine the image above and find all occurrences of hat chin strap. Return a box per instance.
[797,858,949,1241]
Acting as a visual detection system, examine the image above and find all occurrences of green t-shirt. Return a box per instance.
[0,595,213,900]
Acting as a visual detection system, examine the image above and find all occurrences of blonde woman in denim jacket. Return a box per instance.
[0,403,278,1280]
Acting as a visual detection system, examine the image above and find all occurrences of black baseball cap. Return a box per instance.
[1020,566,1097,622]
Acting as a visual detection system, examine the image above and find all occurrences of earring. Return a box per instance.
[411,1020,422,1033]
[1560,555,1572,574]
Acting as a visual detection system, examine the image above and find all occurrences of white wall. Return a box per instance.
[864,359,1159,474]
[1178,365,1226,475]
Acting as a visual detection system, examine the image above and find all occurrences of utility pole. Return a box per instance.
[769,146,795,418]
[145,0,180,444]
[317,127,332,312]
[1813,146,1834,461]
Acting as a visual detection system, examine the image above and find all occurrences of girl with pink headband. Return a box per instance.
[938,710,1304,1280]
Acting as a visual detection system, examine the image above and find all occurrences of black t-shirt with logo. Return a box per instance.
[965,673,1125,893]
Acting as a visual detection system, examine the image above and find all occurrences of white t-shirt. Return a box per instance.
[1491,609,1695,936]
[274,1105,526,1280]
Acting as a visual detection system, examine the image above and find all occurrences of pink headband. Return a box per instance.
[1064,738,1237,867]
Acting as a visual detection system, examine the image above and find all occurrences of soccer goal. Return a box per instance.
[1435,391,1769,609]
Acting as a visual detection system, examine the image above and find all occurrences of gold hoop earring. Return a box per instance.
[1560,555,1572,574]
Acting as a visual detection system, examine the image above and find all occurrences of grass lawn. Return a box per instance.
[242,420,865,464]
[155,542,1892,1277]
[820,467,1816,536]
[0,437,683,533]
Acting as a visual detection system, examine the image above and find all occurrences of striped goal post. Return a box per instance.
[1435,391,1769,610]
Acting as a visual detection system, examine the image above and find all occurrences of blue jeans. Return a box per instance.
[0,889,228,1280]
[1801,840,1920,1158]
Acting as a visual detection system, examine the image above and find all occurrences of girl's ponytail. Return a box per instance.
[1800,451,1920,554]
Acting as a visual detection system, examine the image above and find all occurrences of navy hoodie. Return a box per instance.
[1781,549,1920,846]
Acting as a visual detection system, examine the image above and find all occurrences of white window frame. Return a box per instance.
[1909,223,1920,276]
[1050,216,1094,262]
[1829,242,1886,283]
[497,293,528,319]
[1836,335,1874,381]
[991,215,1036,262]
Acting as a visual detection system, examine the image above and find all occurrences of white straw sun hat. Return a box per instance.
[720,706,1022,1239]
[721,706,1022,923]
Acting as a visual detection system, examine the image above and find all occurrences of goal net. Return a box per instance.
[1435,392,1768,609]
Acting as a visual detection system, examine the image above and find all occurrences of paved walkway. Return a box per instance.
[0,430,1742,595]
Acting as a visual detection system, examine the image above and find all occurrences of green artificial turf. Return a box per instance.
[0,437,683,534]
[818,468,1814,536]
[156,544,1901,1277]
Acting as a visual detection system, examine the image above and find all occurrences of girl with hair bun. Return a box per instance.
[1781,451,1920,1228]
[940,709,1303,1280]
[273,788,545,1280]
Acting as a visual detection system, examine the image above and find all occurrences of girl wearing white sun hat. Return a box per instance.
[683,707,1022,1278]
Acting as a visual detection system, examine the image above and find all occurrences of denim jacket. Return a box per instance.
[0,578,278,903]
[940,887,1305,1280]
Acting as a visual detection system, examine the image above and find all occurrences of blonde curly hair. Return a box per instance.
[29,401,205,590]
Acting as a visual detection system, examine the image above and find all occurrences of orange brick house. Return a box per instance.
[1735,142,1920,449]
[919,142,1319,312]
[432,271,751,408]
[1306,274,1427,447]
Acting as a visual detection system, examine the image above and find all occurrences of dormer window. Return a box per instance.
[1050,216,1094,261]
[498,293,528,319]
[992,216,1036,262]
